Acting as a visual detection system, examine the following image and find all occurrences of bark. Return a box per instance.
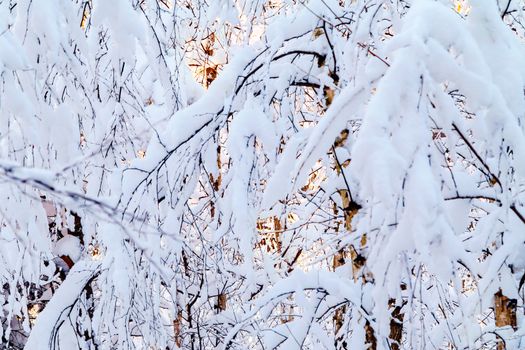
[388,298,404,350]
[332,129,373,349]
[273,216,283,254]
[332,190,347,349]
[365,320,377,350]
[494,289,517,350]
[209,145,222,219]
[173,309,182,348]
[217,293,227,312]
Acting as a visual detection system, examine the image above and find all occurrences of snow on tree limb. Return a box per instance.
[2,0,525,349]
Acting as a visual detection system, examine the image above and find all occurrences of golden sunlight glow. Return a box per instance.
[287,212,298,224]
[256,216,282,253]
[301,161,326,192]
[28,304,41,326]
[80,4,90,30]
[89,244,103,261]
[454,0,470,15]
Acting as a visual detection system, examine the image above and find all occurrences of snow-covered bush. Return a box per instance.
[1,0,525,349]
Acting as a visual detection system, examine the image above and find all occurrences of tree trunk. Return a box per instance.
[388,298,404,350]
[173,309,182,348]
[494,289,517,350]
[332,130,369,350]
[332,191,347,349]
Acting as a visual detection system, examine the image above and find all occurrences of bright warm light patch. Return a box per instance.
[89,244,103,261]
[256,216,282,253]
[80,2,91,30]
[287,212,298,224]
[28,304,41,326]
[454,0,470,15]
